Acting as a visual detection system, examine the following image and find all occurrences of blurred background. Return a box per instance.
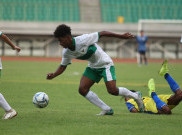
[0,0,182,59]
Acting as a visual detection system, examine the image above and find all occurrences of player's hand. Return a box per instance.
[13,46,21,52]
[47,73,55,80]
[121,33,134,39]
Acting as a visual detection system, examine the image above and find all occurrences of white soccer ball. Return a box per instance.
[33,92,49,108]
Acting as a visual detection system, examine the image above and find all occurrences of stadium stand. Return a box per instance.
[0,0,182,59]
[100,0,182,23]
[0,0,80,22]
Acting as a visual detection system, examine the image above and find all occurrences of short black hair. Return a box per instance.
[54,24,71,38]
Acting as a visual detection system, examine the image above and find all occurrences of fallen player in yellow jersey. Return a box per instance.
[125,60,182,114]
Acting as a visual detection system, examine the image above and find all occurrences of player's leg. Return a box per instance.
[143,52,148,65]
[139,52,143,65]
[159,60,179,93]
[0,93,17,119]
[164,73,182,105]
[79,75,94,96]
[0,93,11,112]
[159,60,182,105]
[103,66,144,111]
[0,70,17,119]
[79,68,113,115]
[157,105,171,114]
[148,78,171,114]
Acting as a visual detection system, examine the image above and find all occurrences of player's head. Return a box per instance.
[54,24,72,48]
[140,30,144,36]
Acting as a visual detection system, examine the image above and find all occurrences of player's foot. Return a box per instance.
[159,60,169,76]
[96,109,114,116]
[148,78,155,97]
[134,91,145,112]
[2,109,17,120]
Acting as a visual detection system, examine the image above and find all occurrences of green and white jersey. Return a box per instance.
[61,32,114,68]
[0,31,2,69]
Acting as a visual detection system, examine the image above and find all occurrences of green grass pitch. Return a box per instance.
[0,60,182,135]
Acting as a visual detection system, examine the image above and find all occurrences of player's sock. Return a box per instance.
[85,91,111,111]
[151,92,167,110]
[165,73,180,93]
[0,93,11,112]
[118,87,138,99]
[119,87,144,111]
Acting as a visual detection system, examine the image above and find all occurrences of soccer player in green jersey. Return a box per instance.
[0,31,21,119]
[47,24,144,115]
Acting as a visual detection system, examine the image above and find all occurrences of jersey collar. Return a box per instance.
[72,37,76,46]
[71,37,76,51]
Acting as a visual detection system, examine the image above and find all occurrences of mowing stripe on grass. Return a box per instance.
[0,79,173,88]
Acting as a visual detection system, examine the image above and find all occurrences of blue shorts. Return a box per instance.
[139,51,146,55]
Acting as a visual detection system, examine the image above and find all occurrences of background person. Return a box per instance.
[136,30,148,66]
[0,31,21,119]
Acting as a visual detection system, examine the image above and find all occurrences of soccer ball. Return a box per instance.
[33,92,49,108]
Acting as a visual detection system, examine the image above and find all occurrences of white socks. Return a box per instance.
[85,91,111,111]
[85,88,137,111]
[0,93,11,112]
[118,87,138,99]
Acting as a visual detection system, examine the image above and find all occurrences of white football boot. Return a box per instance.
[96,109,114,116]
[2,109,17,120]
[134,91,145,112]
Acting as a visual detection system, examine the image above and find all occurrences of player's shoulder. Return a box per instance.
[75,32,98,40]
[0,31,3,36]
[74,33,90,41]
[74,34,90,46]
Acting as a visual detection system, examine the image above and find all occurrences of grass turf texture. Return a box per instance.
[0,60,182,135]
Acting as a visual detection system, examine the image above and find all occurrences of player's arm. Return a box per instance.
[47,65,67,80]
[126,101,139,113]
[0,33,21,52]
[99,31,134,39]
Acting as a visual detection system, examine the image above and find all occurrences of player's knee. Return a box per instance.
[179,92,182,99]
[78,87,89,96]
[163,107,172,115]
[107,88,118,96]
[165,109,172,115]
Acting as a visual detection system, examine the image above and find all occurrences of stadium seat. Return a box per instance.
[0,0,80,22]
[100,0,182,23]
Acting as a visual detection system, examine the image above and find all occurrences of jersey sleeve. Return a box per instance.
[75,32,99,46]
[126,102,136,112]
[0,31,3,37]
[61,57,72,66]
[61,50,72,66]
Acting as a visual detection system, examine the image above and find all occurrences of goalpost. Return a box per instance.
[138,19,182,36]
[137,19,182,61]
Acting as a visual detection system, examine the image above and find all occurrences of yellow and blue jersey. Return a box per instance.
[126,95,176,114]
